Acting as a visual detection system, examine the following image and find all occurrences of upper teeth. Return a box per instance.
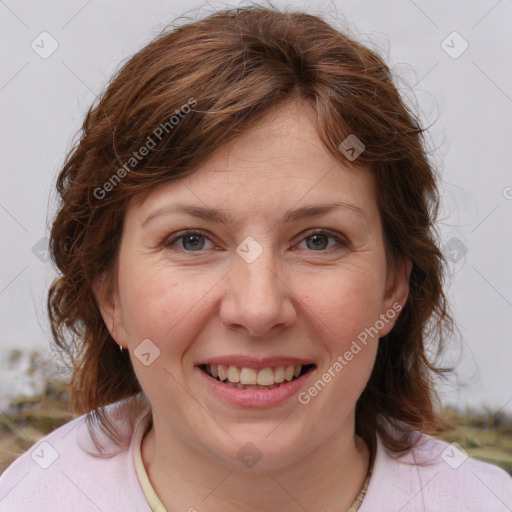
[208,364,304,385]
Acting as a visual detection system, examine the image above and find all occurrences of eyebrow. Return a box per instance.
[142,201,367,227]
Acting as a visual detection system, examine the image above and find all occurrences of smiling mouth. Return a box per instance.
[199,363,316,390]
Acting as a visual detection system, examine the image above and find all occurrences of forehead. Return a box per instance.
[130,100,377,223]
[193,100,343,181]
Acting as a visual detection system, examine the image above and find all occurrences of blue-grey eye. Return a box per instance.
[306,234,329,250]
[181,234,206,251]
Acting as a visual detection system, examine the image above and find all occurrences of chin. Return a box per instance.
[200,425,311,472]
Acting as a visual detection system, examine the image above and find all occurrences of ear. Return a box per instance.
[378,255,412,337]
[91,272,128,348]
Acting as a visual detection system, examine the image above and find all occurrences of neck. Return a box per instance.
[141,414,371,512]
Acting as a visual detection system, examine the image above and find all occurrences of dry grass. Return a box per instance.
[0,398,74,472]
[437,407,512,474]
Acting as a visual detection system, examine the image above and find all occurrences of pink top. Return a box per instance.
[1,398,511,511]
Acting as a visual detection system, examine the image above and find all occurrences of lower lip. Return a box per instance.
[195,367,315,408]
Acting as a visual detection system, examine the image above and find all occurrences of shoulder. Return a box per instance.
[360,429,512,512]
[0,395,152,512]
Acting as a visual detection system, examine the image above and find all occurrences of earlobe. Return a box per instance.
[92,273,126,347]
[379,256,412,337]
[390,256,412,309]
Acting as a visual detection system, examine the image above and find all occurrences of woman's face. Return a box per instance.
[96,100,409,470]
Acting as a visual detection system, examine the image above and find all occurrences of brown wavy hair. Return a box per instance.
[48,4,453,456]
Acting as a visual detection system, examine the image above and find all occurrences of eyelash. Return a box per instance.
[163,229,348,253]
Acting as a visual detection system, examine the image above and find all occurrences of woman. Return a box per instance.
[1,5,510,511]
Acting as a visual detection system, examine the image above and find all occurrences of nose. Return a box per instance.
[219,248,297,338]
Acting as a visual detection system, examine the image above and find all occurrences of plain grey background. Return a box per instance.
[0,0,511,414]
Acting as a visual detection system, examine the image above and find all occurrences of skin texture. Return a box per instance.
[94,100,411,512]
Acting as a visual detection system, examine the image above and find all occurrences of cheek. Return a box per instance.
[118,265,215,356]
[118,269,214,402]
[301,266,386,353]
[295,272,382,429]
